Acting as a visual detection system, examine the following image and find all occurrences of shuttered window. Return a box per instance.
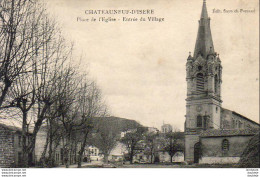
[196,73,204,93]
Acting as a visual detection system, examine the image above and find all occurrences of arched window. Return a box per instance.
[214,75,218,94]
[222,139,229,156]
[196,73,204,93]
[197,115,202,127]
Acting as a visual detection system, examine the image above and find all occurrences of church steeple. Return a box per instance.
[193,0,214,59]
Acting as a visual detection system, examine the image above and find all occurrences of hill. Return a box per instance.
[92,116,142,133]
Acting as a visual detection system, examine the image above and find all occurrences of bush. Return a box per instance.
[238,133,260,168]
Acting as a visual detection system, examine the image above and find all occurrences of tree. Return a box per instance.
[0,0,69,167]
[93,118,119,164]
[144,132,157,163]
[120,128,146,164]
[0,0,108,168]
[76,81,106,168]
[0,0,48,108]
[162,131,184,163]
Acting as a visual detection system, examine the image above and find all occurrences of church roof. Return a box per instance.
[200,129,258,138]
[222,108,260,126]
[193,0,214,59]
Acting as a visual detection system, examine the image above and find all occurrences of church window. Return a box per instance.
[222,139,229,155]
[197,115,202,127]
[216,107,218,113]
[198,65,202,71]
[214,75,218,93]
[196,73,204,93]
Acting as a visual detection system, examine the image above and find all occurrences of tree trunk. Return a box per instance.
[40,130,49,167]
[22,111,29,167]
[103,153,109,164]
[27,104,50,166]
[47,119,54,167]
[130,149,134,164]
[77,132,88,168]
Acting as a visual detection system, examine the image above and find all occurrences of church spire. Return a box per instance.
[193,0,214,59]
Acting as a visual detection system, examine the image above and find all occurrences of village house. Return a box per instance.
[0,123,34,167]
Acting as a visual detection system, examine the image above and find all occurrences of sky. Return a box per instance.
[40,0,259,131]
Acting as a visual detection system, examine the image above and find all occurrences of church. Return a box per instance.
[184,0,259,164]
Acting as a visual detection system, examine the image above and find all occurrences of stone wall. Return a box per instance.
[0,126,15,168]
[200,157,240,164]
[200,135,253,163]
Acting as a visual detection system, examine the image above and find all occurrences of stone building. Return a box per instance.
[184,0,259,164]
[0,123,34,167]
[161,123,172,133]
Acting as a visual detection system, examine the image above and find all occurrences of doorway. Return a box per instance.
[194,142,201,163]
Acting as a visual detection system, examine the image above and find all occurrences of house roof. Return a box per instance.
[0,122,32,135]
[0,122,23,133]
[200,129,258,137]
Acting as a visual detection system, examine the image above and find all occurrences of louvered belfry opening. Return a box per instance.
[214,74,218,94]
[197,115,202,127]
[196,73,204,93]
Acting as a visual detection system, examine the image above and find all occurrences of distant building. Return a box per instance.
[161,124,172,133]
[147,127,159,134]
[85,145,102,161]
[108,142,127,162]
[184,0,259,164]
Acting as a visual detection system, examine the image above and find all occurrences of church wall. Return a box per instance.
[211,103,221,129]
[200,135,253,164]
[184,134,200,163]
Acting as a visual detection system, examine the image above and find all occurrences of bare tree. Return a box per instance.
[93,119,119,164]
[162,131,184,163]
[0,0,108,168]
[144,132,157,163]
[120,128,146,164]
[76,81,107,168]
[0,0,69,167]
[0,0,47,108]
